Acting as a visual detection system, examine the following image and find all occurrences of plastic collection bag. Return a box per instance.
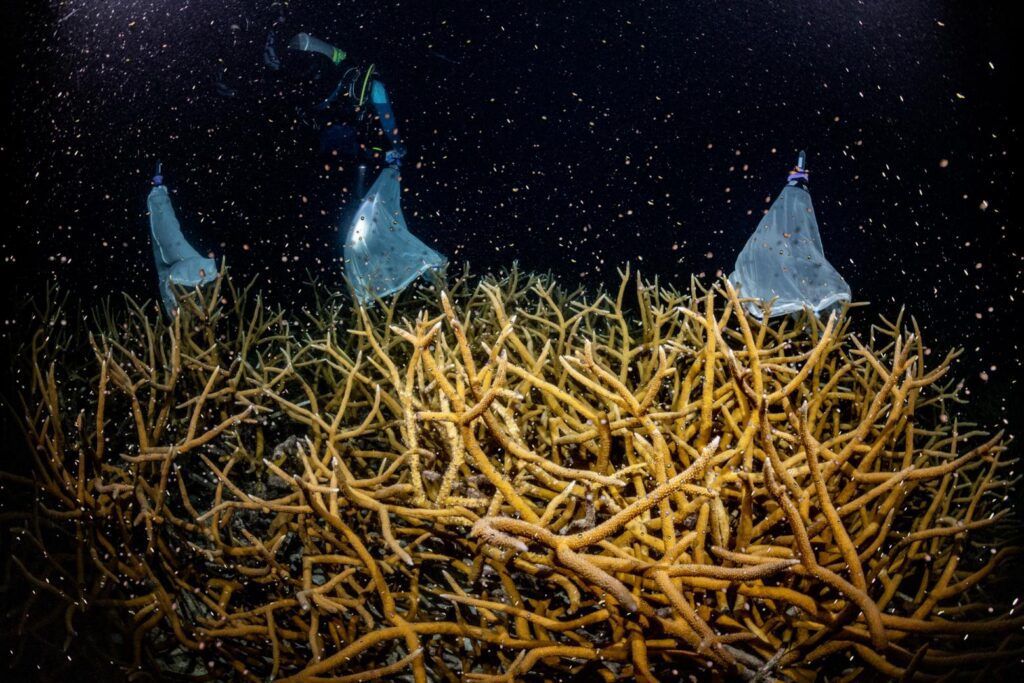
[729,156,851,318]
[147,184,218,314]
[343,167,446,304]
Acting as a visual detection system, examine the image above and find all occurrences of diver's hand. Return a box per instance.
[385,144,406,166]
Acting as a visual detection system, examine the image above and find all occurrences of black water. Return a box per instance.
[1,3,1022,680]
[2,1,1019,434]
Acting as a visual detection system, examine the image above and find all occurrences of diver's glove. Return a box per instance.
[385,144,406,167]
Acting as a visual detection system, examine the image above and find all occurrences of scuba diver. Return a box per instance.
[147,163,218,316]
[212,9,406,182]
[278,30,407,191]
[205,11,442,304]
[265,25,446,303]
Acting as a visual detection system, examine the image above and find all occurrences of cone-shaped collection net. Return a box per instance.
[147,185,217,314]
[729,184,850,318]
[343,167,446,304]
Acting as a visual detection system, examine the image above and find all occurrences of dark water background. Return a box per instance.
[0,3,1020,679]
[2,0,1020,426]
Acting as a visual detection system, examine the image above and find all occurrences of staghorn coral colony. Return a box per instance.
[1,266,1021,681]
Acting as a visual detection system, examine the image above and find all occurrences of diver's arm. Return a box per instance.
[288,32,346,65]
[368,80,405,156]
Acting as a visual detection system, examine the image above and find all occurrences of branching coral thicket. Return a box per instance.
[1,266,1021,681]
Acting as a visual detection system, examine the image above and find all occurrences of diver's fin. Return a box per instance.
[213,72,237,97]
[264,31,281,70]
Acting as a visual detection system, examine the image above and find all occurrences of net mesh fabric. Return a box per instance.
[729,184,850,318]
[343,167,446,304]
[148,185,217,313]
